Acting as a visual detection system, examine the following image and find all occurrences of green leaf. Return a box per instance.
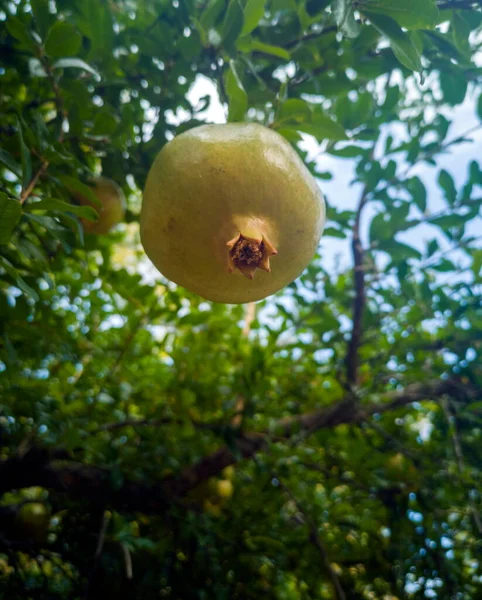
[200,0,225,29]
[242,0,265,35]
[361,0,438,30]
[191,17,207,45]
[370,213,392,242]
[0,148,22,177]
[0,256,39,301]
[16,117,32,190]
[323,227,346,238]
[56,212,85,244]
[430,214,466,230]
[277,128,303,143]
[53,58,99,77]
[469,160,482,185]
[250,40,290,59]
[18,237,48,264]
[332,0,360,38]
[31,0,52,39]
[427,238,439,256]
[277,99,312,123]
[431,258,456,272]
[478,94,482,121]
[26,213,74,252]
[226,60,247,122]
[297,113,348,141]
[56,174,101,208]
[366,12,422,72]
[0,194,22,245]
[409,30,424,55]
[328,145,367,158]
[77,0,114,61]
[91,110,119,135]
[451,12,471,55]
[465,399,482,412]
[438,169,457,205]
[380,239,422,260]
[6,17,37,52]
[45,22,82,57]
[407,176,427,213]
[472,249,482,277]
[222,0,244,52]
[439,68,467,105]
[25,198,98,221]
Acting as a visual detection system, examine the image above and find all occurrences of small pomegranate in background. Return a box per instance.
[77,177,126,235]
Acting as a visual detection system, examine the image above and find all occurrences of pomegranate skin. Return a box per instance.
[141,123,325,304]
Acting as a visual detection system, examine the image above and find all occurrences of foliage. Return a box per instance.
[1,0,482,598]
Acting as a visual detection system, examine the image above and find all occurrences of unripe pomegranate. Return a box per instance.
[76,177,126,235]
[141,123,325,304]
[15,502,50,544]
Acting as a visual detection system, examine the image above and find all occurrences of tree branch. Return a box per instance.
[84,510,111,599]
[283,25,337,49]
[345,184,370,385]
[442,399,482,535]
[20,160,49,205]
[0,380,479,514]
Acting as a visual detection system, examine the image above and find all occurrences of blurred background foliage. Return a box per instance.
[1,0,482,598]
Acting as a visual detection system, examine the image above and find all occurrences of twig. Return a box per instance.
[208,47,228,109]
[233,303,258,428]
[20,161,49,205]
[275,474,346,600]
[121,543,133,580]
[19,53,70,205]
[442,399,482,535]
[292,64,329,86]
[242,302,257,337]
[362,419,419,462]
[95,511,111,558]
[107,315,148,378]
[283,26,337,49]
[345,184,370,385]
[40,54,67,142]
[84,510,111,598]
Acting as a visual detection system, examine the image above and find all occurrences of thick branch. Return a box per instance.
[0,380,478,513]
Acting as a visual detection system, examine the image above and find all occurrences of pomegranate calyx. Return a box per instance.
[226,233,278,280]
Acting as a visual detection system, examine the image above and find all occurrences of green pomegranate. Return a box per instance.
[141,123,325,304]
[76,177,126,235]
[15,502,50,544]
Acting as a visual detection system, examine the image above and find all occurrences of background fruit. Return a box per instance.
[141,123,325,304]
[217,479,234,499]
[76,177,126,235]
[15,503,50,544]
